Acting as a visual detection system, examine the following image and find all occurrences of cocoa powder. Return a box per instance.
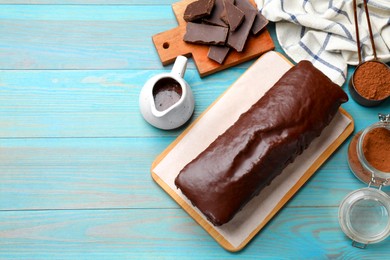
[353,61,390,100]
[362,127,390,172]
[348,131,371,184]
[348,127,390,185]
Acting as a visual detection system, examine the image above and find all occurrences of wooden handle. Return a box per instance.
[152,27,192,66]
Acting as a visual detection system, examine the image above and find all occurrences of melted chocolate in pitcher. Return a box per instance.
[153,78,182,112]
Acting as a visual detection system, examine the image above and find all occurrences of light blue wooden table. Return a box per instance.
[0,1,389,259]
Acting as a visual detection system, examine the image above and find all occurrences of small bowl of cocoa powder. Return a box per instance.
[349,60,390,107]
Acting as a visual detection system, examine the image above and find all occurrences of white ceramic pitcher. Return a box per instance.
[139,56,194,130]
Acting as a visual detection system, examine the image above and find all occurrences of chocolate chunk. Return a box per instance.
[183,0,215,22]
[226,0,256,52]
[184,22,228,45]
[235,0,256,12]
[208,45,230,64]
[203,0,227,27]
[220,0,235,25]
[252,12,268,35]
[222,0,245,31]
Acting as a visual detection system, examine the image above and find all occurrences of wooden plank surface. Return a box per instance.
[0,4,260,70]
[0,69,387,138]
[1,208,390,259]
[0,69,241,138]
[0,1,176,4]
[0,5,176,70]
[0,2,390,259]
[1,136,384,211]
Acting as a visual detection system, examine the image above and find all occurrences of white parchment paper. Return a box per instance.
[153,51,351,248]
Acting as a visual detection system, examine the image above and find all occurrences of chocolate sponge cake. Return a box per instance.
[174,60,348,226]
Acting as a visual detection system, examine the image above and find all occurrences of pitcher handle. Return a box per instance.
[171,55,188,78]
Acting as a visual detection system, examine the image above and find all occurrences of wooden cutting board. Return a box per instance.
[152,0,275,77]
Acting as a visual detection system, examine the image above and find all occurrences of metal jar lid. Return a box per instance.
[338,187,390,248]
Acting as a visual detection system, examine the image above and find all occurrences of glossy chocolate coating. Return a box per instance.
[175,61,348,226]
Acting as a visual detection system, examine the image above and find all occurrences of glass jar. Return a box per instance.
[339,113,390,248]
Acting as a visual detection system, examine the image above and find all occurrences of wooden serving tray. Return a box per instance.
[151,51,354,251]
[152,0,274,77]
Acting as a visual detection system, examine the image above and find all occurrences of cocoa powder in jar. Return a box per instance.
[362,127,390,172]
[348,131,370,184]
[353,61,390,100]
[348,127,390,185]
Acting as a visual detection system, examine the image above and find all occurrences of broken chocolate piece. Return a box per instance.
[252,12,268,35]
[220,0,235,25]
[208,45,230,64]
[183,0,215,22]
[223,0,245,31]
[184,22,228,45]
[235,0,256,11]
[203,0,227,27]
[226,0,256,52]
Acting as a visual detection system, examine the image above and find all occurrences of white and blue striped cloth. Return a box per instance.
[255,0,390,85]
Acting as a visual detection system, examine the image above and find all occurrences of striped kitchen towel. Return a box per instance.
[255,0,390,86]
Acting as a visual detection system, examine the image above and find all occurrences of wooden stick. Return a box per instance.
[353,0,362,64]
[363,0,377,60]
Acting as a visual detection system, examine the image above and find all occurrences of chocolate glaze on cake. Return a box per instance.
[174,61,348,226]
